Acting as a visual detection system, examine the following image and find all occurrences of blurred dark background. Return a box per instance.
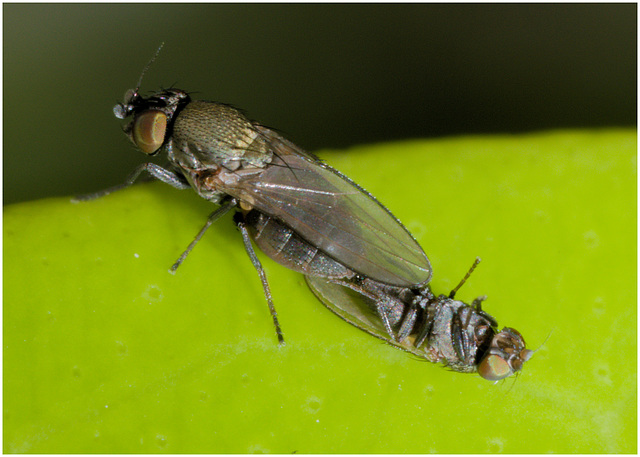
[3,4,636,204]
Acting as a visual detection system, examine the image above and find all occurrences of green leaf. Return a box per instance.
[4,129,636,453]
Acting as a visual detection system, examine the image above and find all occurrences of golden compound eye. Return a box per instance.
[478,354,513,381]
[132,110,167,154]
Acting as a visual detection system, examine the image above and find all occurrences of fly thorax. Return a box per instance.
[418,297,490,372]
[171,101,273,169]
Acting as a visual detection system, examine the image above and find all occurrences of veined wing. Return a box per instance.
[305,275,389,339]
[219,126,432,287]
[305,275,425,359]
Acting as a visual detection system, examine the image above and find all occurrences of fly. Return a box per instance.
[239,210,532,381]
[75,45,431,345]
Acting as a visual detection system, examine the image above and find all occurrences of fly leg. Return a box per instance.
[471,295,487,311]
[375,299,398,342]
[72,163,190,202]
[414,303,436,349]
[471,295,498,327]
[327,278,400,342]
[236,219,285,345]
[341,279,398,342]
[170,199,238,273]
[451,308,474,365]
[396,305,417,343]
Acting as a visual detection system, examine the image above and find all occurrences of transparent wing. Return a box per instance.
[219,126,432,287]
[305,275,391,341]
[305,276,425,360]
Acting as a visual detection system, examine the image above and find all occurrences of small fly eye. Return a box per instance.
[478,354,512,381]
[132,110,167,154]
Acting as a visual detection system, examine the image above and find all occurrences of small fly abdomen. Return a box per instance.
[171,101,272,169]
[242,210,353,280]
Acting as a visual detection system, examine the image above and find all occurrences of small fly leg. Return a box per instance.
[236,218,285,345]
[72,163,190,202]
[170,200,285,345]
[169,199,238,272]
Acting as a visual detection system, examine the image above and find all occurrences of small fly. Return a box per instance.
[239,210,532,381]
[75,45,431,345]
[307,260,533,381]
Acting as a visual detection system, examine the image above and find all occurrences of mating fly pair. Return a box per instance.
[76,47,532,381]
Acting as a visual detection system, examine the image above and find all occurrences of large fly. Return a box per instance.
[75,46,431,346]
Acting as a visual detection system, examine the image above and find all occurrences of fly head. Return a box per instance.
[113,44,190,156]
[477,327,533,381]
[114,88,190,156]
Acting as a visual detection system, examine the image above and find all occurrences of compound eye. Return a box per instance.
[132,110,167,155]
[478,354,512,381]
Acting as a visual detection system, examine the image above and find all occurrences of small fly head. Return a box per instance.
[477,327,533,381]
[113,44,190,156]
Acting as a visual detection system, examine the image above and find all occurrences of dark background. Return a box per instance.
[3,4,636,204]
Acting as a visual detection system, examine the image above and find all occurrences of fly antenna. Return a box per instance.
[449,257,481,299]
[505,371,519,393]
[135,42,165,92]
[533,328,554,353]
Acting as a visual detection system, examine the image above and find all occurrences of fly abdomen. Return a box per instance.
[241,209,352,279]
